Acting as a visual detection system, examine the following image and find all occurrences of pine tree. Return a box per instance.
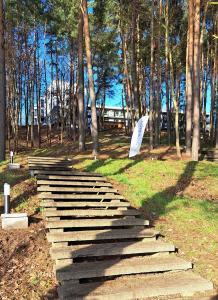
[0,0,6,161]
[81,0,98,155]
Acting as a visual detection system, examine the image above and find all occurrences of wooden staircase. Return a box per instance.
[28,156,215,300]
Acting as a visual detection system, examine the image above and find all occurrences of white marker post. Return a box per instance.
[1,184,28,229]
[10,151,14,164]
[4,183,10,214]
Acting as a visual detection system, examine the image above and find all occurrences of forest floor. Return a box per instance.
[0,129,218,299]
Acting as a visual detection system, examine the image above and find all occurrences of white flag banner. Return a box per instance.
[129,116,149,158]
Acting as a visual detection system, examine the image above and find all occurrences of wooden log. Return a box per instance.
[29,165,72,169]
[28,159,72,165]
[29,166,72,171]
[44,209,140,218]
[28,156,69,161]
[50,241,175,260]
[56,255,192,281]
[46,217,149,228]
[47,228,159,243]
[40,200,130,208]
[38,193,124,200]
[37,180,112,187]
[30,170,102,176]
[37,186,118,193]
[58,271,214,300]
[36,175,107,182]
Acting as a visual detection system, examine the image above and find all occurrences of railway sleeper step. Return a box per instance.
[37,180,112,187]
[44,209,140,218]
[37,186,118,193]
[40,200,130,208]
[50,240,175,260]
[38,193,124,200]
[47,228,159,243]
[37,175,108,181]
[56,255,192,281]
[46,218,149,229]
[58,270,214,300]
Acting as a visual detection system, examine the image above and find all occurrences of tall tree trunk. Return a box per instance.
[155,0,162,146]
[199,1,208,129]
[169,50,181,159]
[0,0,6,161]
[192,0,201,161]
[119,8,134,132]
[131,0,141,118]
[165,0,171,145]
[210,47,215,143]
[186,0,194,156]
[149,0,154,150]
[77,12,85,151]
[81,0,98,155]
[214,16,218,148]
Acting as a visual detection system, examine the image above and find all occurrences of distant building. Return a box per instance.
[34,80,70,125]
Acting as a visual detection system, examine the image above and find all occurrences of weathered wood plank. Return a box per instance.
[29,164,72,168]
[28,159,71,163]
[46,217,149,228]
[47,228,159,242]
[31,170,102,176]
[37,186,118,193]
[37,175,107,182]
[37,180,112,187]
[28,156,69,160]
[56,255,192,281]
[30,166,72,171]
[28,163,72,170]
[38,193,124,200]
[44,209,140,217]
[40,200,130,208]
[58,271,214,300]
[50,241,174,260]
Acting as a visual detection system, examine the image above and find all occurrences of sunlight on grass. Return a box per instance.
[74,157,218,235]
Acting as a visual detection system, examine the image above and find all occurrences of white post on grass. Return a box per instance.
[10,151,14,164]
[4,183,10,214]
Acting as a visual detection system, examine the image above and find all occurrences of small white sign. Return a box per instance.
[129,116,149,158]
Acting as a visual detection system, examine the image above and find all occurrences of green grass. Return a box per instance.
[74,157,218,234]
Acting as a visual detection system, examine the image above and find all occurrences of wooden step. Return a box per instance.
[37,180,112,187]
[50,240,175,260]
[29,161,71,165]
[28,156,70,161]
[41,200,130,208]
[46,218,149,229]
[29,164,72,169]
[37,175,107,182]
[56,255,192,281]
[44,209,140,218]
[47,228,159,243]
[58,271,214,300]
[31,170,102,176]
[37,186,117,193]
[38,193,124,200]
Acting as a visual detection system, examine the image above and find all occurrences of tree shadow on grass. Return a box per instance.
[143,161,217,227]
[83,157,144,177]
[138,161,199,223]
